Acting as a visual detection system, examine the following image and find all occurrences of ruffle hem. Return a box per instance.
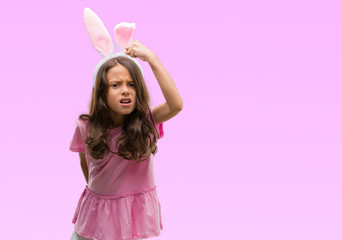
[72,185,163,240]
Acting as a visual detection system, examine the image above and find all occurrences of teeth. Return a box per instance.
[121,100,130,103]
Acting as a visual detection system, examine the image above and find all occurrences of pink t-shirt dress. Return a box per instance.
[69,108,164,240]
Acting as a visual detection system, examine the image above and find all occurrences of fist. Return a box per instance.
[124,40,154,62]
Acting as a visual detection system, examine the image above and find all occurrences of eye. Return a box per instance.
[129,83,135,87]
[112,84,119,87]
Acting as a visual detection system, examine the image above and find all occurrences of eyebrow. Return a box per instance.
[109,80,133,83]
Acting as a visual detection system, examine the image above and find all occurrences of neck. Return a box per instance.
[109,111,125,128]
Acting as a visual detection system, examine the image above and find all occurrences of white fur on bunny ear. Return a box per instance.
[114,23,136,52]
[83,8,113,57]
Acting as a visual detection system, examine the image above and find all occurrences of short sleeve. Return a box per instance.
[150,107,164,139]
[69,119,87,153]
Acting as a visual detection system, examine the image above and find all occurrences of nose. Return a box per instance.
[121,87,129,95]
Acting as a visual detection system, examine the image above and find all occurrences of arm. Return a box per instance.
[79,152,89,184]
[148,53,183,124]
[124,40,183,124]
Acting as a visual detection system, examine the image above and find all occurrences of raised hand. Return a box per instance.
[124,40,155,62]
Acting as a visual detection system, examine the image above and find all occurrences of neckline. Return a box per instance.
[108,125,123,133]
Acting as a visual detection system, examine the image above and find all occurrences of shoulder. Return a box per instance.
[77,115,89,124]
[147,106,155,123]
[149,106,164,139]
[76,115,90,137]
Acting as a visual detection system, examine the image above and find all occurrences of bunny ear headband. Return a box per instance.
[83,7,144,86]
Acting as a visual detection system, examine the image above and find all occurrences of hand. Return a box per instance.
[124,40,155,62]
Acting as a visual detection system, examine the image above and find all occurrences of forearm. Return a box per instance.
[148,54,183,111]
[81,162,89,184]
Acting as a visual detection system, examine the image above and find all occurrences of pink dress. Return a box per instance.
[69,109,164,240]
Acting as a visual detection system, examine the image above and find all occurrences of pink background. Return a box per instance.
[0,0,341,239]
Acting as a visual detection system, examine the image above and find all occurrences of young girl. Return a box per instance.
[69,21,183,240]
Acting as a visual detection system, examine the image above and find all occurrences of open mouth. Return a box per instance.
[120,98,132,106]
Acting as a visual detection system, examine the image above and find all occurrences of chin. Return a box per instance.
[121,108,135,114]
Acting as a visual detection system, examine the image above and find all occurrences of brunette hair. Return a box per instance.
[79,56,159,162]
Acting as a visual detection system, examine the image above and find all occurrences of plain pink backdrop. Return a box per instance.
[0,0,341,239]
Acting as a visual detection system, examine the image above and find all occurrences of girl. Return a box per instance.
[69,35,183,240]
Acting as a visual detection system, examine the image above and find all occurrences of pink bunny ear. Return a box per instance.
[83,8,113,57]
[114,23,136,52]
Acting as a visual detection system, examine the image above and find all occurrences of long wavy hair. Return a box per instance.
[79,56,159,162]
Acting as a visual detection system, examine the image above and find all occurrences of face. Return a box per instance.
[106,64,137,125]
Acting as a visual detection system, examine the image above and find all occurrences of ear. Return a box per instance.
[83,7,113,58]
[114,22,136,52]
